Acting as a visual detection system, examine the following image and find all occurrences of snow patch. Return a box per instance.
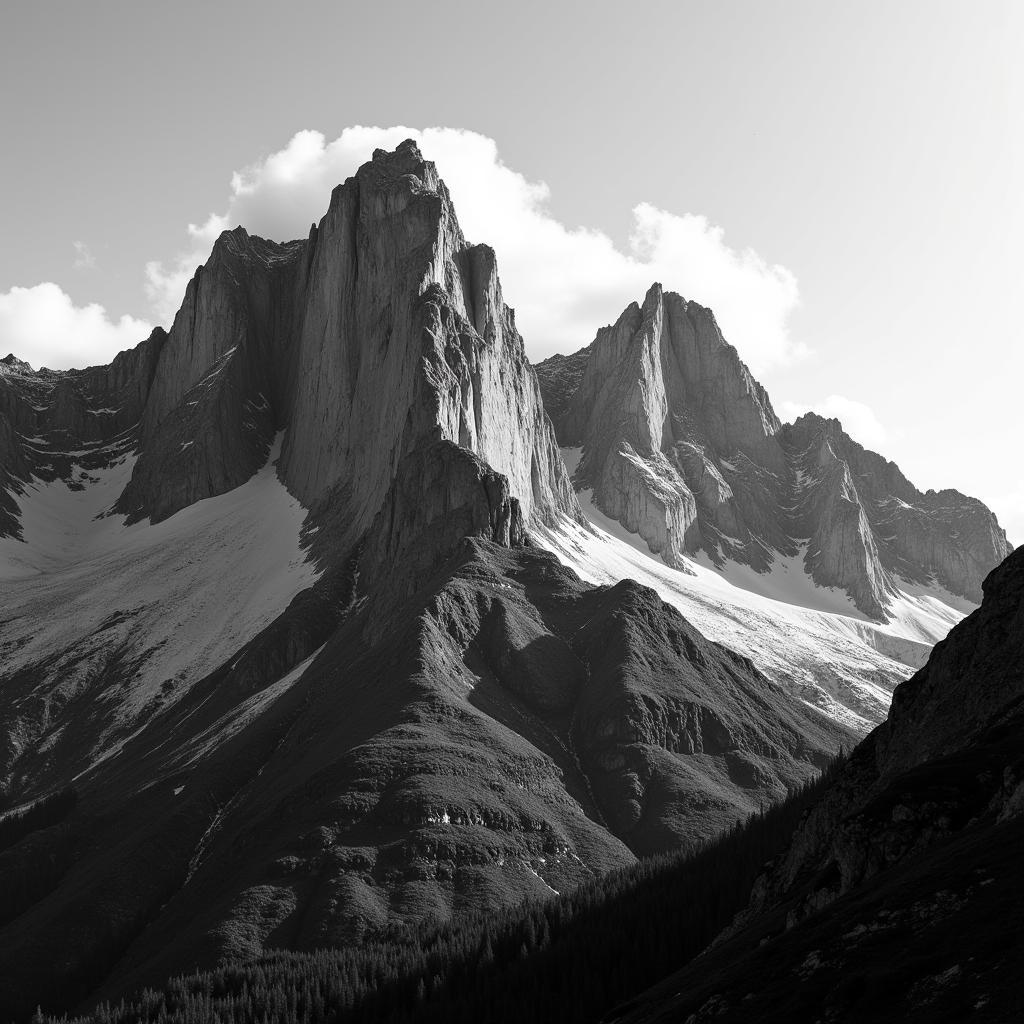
[537,450,974,728]
[0,434,320,765]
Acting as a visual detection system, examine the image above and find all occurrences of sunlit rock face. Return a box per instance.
[93,139,578,547]
[280,142,578,544]
[537,284,1011,618]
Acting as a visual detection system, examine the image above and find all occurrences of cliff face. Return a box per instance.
[2,141,577,559]
[115,230,305,523]
[278,143,576,558]
[538,284,1011,617]
[756,547,1024,916]
[782,413,1010,607]
[105,140,574,554]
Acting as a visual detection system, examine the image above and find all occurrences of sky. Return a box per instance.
[0,0,1020,541]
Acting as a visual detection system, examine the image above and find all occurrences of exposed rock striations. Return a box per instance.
[538,284,1011,617]
[784,412,1010,608]
[279,144,577,561]
[2,140,578,564]
[114,142,577,554]
[115,230,305,522]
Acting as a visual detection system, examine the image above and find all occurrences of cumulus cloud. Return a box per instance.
[777,394,889,449]
[147,127,803,370]
[0,283,152,370]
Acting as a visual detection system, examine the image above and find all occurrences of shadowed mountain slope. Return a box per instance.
[612,546,1024,1023]
[0,530,849,1019]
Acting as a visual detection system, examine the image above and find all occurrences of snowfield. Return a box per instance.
[0,430,972,788]
[535,448,974,732]
[0,435,319,773]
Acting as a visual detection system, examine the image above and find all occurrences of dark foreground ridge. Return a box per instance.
[614,545,1024,1023]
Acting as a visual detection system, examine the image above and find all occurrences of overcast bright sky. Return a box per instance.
[0,0,1020,541]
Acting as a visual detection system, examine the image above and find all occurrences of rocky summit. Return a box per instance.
[0,140,577,543]
[536,283,1011,619]
[0,143,853,1019]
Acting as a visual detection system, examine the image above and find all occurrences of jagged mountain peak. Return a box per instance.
[366,136,438,183]
[537,287,1009,618]
[33,141,569,553]
[1,139,581,584]
[0,353,33,374]
[372,134,426,164]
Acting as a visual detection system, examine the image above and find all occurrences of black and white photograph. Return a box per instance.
[0,1,1020,1021]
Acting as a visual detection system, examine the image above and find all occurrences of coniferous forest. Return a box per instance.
[36,762,842,1024]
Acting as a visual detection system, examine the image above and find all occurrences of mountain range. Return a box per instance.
[0,140,1014,1020]
[536,282,1008,619]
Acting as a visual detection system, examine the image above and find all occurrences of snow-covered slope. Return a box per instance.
[0,434,318,785]
[536,448,973,732]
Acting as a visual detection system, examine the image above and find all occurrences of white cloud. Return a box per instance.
[777,394,889,449]
[72,240,97,271]
[146,126,803,371]
[0,283,152,371]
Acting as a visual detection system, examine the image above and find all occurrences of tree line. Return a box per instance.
[33,757,843,1024]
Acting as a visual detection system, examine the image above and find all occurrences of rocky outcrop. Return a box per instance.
[0,332,165,448]
[360,439,526,608]
[115,230,304,522]
[541,285,794,574]
[538,285,1011,617]
[548,286,785,570]
[533,346,590,429]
